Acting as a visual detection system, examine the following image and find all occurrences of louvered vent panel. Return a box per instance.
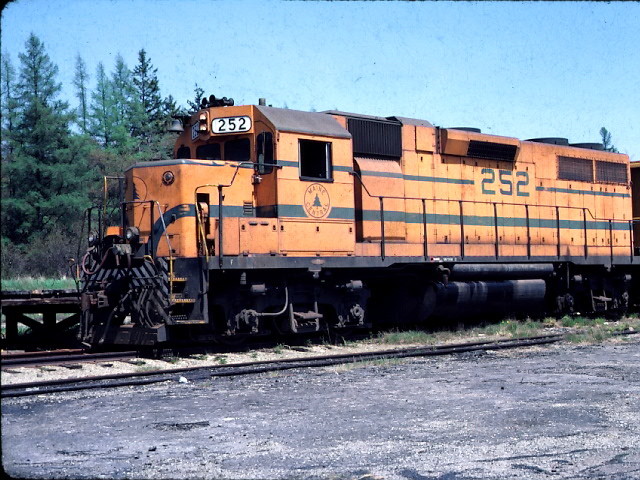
[595,161,628,184]
[347,118,402,159]
[558,156,593,182]
[466,141,517,162]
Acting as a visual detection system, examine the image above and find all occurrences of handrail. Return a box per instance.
[121,199,174,295]
[102,175,125,227]
[350,170,634,261]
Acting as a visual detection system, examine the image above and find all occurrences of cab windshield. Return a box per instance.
[191,137,250,162]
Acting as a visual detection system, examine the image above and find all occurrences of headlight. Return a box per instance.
[162,170,175,185]
[125,227,140,243]
[88,230,99,246]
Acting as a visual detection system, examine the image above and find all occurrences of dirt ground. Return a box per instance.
[2,338,639,479]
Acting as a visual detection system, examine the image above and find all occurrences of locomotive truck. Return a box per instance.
[79,95,638,345]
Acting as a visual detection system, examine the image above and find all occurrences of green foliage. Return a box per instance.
[1,51,20,143]
[89,62,116,146]
[1,228,85,278]
[560,315,605,328]
[1,276,76,291]
[376,330,437,345]
[131,50,165,147]
[109,54,138,153]
[215,355,228,364]
[73,54,90,134]
[187,83,205,113]
[2,34,94,246]
[1,35,192,278]
[600,127,619,153]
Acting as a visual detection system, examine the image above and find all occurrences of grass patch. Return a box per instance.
[564,328,607,344]
[472,318,544,338]
[1,276,77,291]
[374,319,550,347]
[273,344,286,355]
[371,315,640,348]
[559,315,606,328]
[214,355,227,365]
[375,330,439,345]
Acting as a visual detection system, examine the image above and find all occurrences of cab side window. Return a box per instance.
[299,139,332,181]
[196,143,221,160]
[176,145,191,159]
[225,138,250,162]
[257,132,274,174]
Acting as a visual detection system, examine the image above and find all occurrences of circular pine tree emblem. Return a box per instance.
[303,183,331,218]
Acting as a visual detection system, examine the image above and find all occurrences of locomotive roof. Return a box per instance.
[322,110,434,128]
[256,105,352,139]
[390,116,434,128]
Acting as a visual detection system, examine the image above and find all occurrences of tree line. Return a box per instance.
[0,33,625,279]
[1,33,194,277]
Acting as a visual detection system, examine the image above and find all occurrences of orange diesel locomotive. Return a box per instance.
[80,95,637,345]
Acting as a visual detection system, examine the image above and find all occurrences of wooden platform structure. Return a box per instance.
[1,289,81,348]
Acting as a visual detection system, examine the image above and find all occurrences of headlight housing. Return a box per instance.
[125,226,140,244]
[88,230,99,246]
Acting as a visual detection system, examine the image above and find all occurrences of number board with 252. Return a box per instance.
[212,116,252,134]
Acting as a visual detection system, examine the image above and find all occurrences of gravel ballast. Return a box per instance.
[2,338,639,479]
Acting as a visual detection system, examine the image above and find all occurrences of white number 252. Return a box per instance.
[212,116,252,134]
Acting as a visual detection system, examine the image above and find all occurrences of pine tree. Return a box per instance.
[187,83,205,113]
[111,54,133,125]
[73,54,90,134]
[599,127,619,153]
[1,52,20,229]
[1,52,20,146]
[89,62,117,147]
[109,54,136,152]
[131,49,165,147]
[2,33,92,244]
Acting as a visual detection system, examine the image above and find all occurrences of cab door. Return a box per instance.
[238,131,279,255]
[254,131,277,217]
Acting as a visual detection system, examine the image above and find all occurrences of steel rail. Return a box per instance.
[1,351,138,368]
[1,349,86,360]
[1,334,565,398]
[3,331,636,399]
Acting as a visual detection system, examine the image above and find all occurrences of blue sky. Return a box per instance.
[2,0,639,161]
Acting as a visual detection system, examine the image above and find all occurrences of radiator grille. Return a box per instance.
[558,156,593,182]
[347,118,402,158]
[466,141,517,162]
[596,161,628,184]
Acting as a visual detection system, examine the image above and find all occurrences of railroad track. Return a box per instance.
[1,350,138,368]
[1,349,86,360]
[0,334,567,398]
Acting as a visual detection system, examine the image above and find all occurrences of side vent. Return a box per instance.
[467,141,517,162]
[558,156,593,182]
[596,161,628,184]
[243,201,254,216]
[347,118,402,159]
